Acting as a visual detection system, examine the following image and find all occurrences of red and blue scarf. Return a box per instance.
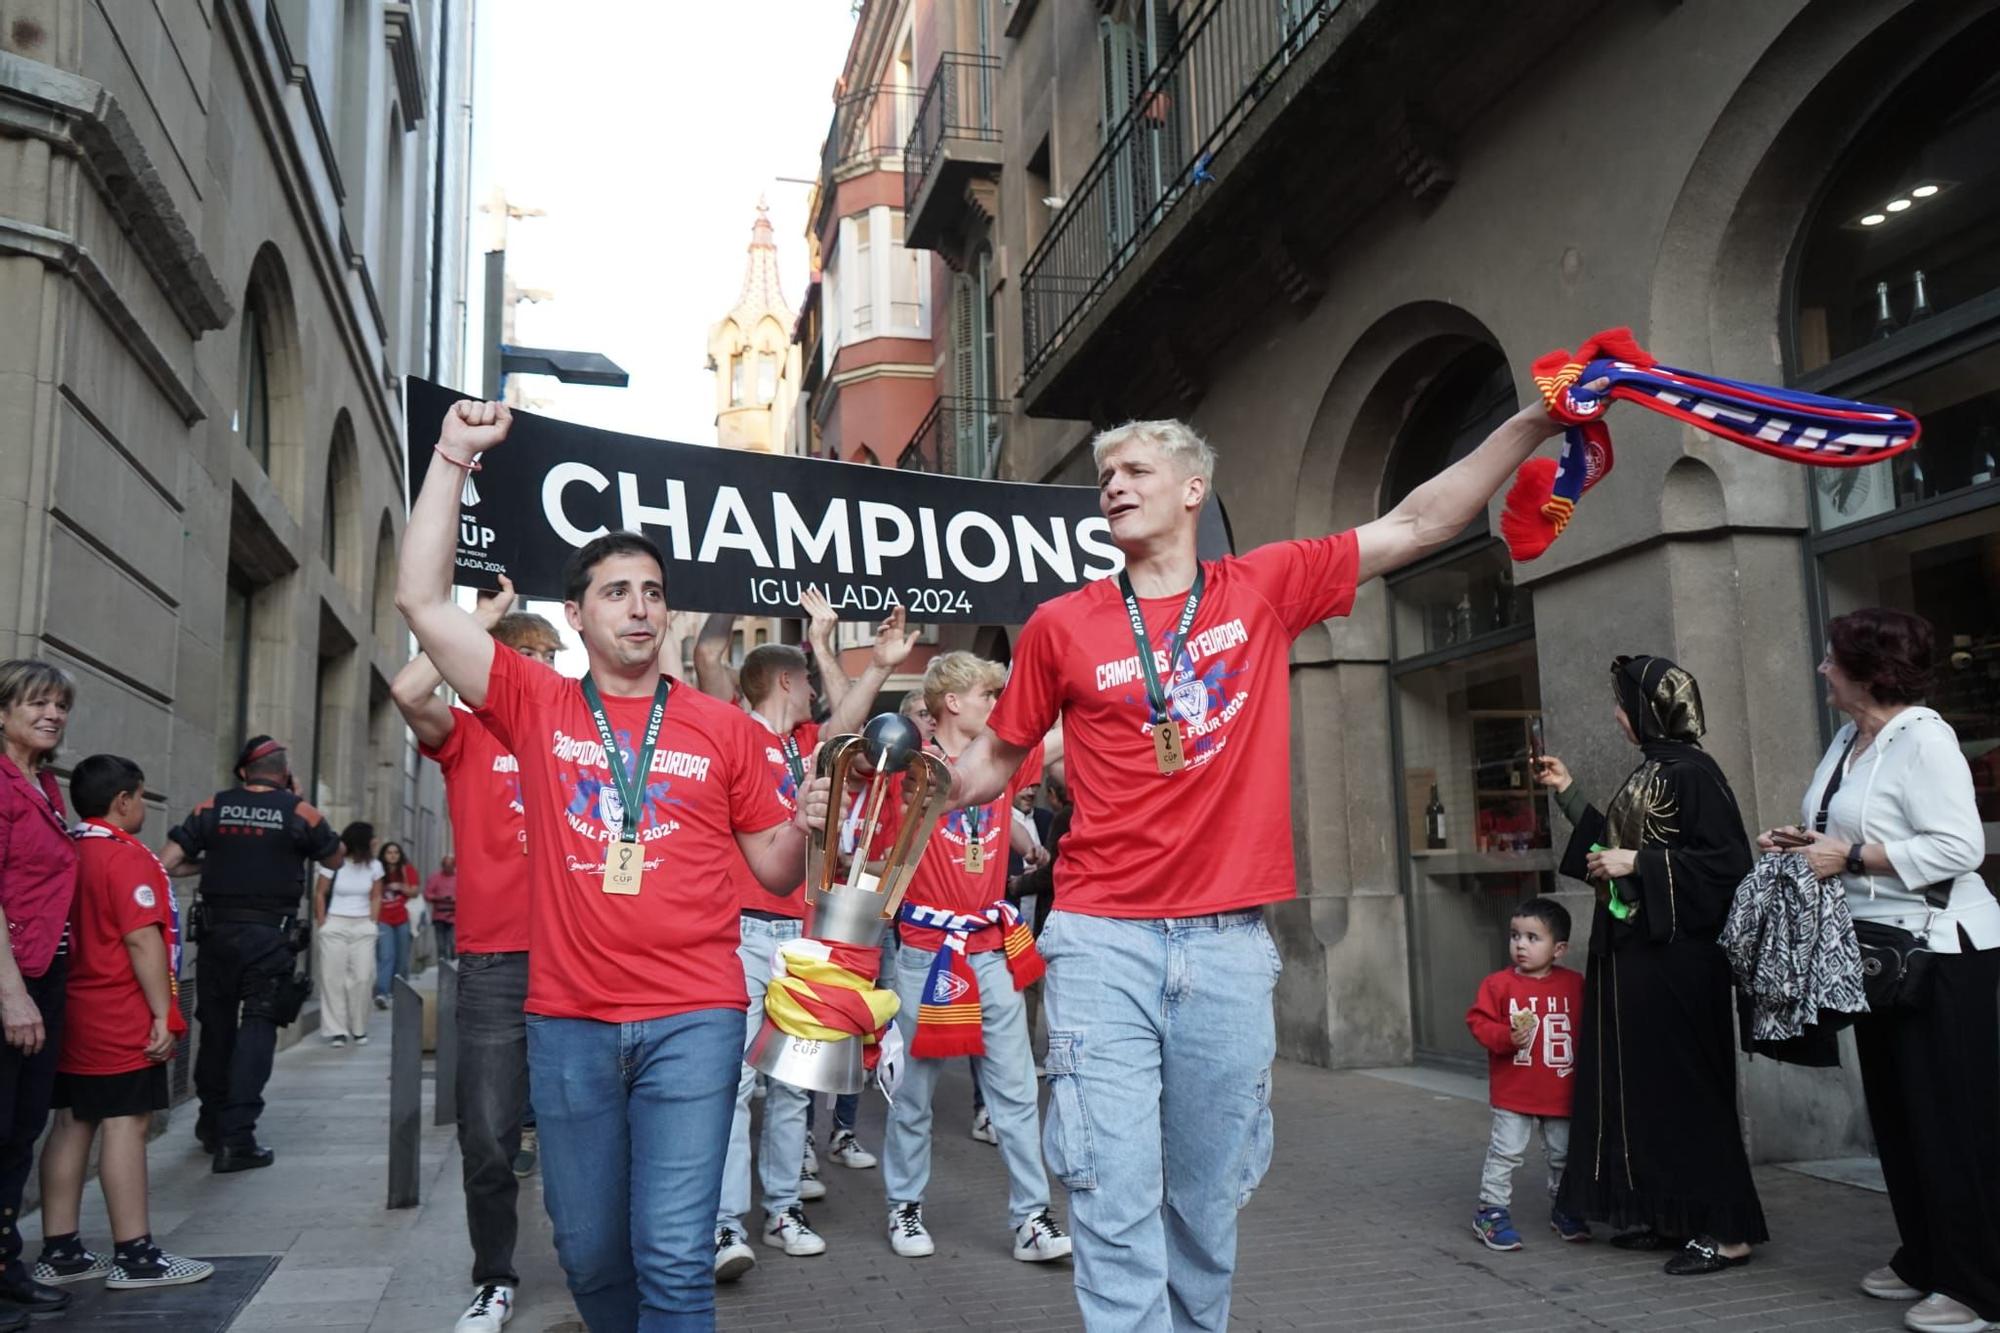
[899,901,1043,1058]
[1502,328,1922,560]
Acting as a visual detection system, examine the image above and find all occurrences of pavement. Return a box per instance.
[20,992,1915,1332]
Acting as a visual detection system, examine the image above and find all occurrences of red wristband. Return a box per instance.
[434,442,482,472]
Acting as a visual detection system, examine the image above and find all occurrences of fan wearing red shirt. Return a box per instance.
[1465,897,1587,1251]
[712,618,918,1278]
[390,575,561,1332]
[397,399,810,1329]
[35,754,211,1293]
[809,404,1566,1327]
[877,651,1068,1265]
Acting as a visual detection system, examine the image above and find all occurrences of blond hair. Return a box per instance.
[923,651,1006,720]
[491,612,561,655]
[1089,419,1215,485]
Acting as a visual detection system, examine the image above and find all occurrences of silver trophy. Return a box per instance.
[745,713,956,1093]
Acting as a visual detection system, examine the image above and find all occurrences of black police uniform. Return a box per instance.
[169,784,338,1154]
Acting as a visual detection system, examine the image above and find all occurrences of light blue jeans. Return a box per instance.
[528,1008,742,1332]
[719,916,811,1231]
[883,944,1050,1227]
[1037,909,1281,1332]
[373,920,411,999]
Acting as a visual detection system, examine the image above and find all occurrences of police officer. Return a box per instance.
[161,737,341,1171]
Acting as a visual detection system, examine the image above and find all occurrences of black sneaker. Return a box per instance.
[105,1247,215,1290]
[31,1249,108,1285]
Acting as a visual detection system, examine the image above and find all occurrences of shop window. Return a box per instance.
[1790,31,2000,373]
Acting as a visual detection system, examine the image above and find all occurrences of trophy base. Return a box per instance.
[745,1018,865,1095]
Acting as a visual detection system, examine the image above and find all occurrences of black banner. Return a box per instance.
[403,378,1230,624]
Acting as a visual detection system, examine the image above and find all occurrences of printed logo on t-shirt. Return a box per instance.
[549,726,706,848]
[1091,617,1251,770]
[133,885,157,909]
[1509,995,1576,1075]
[761,745,801,807]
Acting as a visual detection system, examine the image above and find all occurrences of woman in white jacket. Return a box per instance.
[1760,608,1998,1333]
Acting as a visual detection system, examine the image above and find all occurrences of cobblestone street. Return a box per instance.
[23,1024,1910,1332]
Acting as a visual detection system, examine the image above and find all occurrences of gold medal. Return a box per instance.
[602,839,643,895]
[964,840,986,874]
[1153,719,1186,774]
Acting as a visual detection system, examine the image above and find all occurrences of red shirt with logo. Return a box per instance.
[378,862,415,926]
[731,718,817,917]
[1465,965,1585,1117]
[896,743,1043,955]
[987,533,1360,918]
[421,708,530,954]
[475,642,791,1021]
[62,822,186,1077]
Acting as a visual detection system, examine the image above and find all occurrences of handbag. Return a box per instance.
[1815,733,1947,1014]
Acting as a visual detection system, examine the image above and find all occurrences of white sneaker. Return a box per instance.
[453,1283,516,1332]
[762,1205,827,1257]
[1012,1207,1072,1263]
[713,1224,755,1282]
[1864,1266,1923,1301]
[798,1165,827,1201]
[887,1201,935,1258]
[827,1129,877,1170]
[1904,1293,1998,1333]
[802,1141,820,1175]
[971,1107,998,1144]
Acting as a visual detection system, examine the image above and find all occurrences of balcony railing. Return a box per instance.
[1021,0,1341,380]
[820,82,923,183]
[904,53,1002,231]
[901,396,1008,478]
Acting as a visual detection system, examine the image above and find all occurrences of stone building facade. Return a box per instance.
[889,0,2000,1162]
[0,0,474,1001]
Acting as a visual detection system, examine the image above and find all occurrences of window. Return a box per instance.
[321,462,338,570]
[238,300,271,468]
[889,213,921,328]
[220,576,255,782]
[383,104,408,369]
[757,351,778,405]
[730,353,747,406]
[851,214,874,335]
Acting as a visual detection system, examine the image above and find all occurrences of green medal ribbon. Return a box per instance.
[581,675,670,844]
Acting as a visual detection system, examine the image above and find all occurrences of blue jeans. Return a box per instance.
[884,945,1049,1227]
[528,1009,742,1332]
[374,921,411,999]
[719,916,810,1230]
[1037,909,1281,1332]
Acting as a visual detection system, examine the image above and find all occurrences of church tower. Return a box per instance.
[707,199,801,453]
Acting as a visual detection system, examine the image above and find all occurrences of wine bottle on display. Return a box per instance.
[1425,785,1447,850]
[1870,280,1897,341]
[1909,269,1934,323]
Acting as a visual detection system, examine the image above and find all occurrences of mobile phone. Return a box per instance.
[1772,826,1813,849]
[1529,718,1545,762]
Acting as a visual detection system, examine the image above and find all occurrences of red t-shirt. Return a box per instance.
[422,708,530,954]
[1465,966,1585,1117]
[731,718,817,917]
[62,822,186,1076]
[475,642,791,1021]
[987,533,1360,917]
[897,743,1043,955]
[377,863,415,926]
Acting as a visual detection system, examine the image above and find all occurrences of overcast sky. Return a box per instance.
[462,0,857,442]
[458,1,858,659]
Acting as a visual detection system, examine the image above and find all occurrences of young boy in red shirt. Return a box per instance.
[33,755,212,1290]
[1465,896,1588,1252]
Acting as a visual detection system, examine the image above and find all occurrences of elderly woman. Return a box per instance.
[0,660,83,1316]
[1760,609,1997,1333]
[1534,655,1766,1276]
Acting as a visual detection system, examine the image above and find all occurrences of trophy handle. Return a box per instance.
[867,750,956,918]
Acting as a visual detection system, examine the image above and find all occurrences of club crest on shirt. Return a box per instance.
[1170,676,1210,727]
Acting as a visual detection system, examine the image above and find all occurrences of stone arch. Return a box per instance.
[241,242,309,513]
[1642,0,1995,528]
[370,511,400,655]
[1660,455,1729,534]
[1293,301,1512,543]
[321,410,364,601]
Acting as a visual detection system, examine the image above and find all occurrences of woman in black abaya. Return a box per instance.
[1533,655,1767,1276]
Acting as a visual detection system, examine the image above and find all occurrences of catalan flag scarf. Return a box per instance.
[899,901,1045,1058]
[1501,328,1922,561]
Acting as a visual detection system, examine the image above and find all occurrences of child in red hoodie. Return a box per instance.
[1465,896,1587,1252]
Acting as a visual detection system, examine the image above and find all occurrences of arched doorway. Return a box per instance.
[1381,344,1559,1065]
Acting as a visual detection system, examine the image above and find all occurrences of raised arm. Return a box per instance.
[692,613,739,701]
[824,605,918,737]
[394,400,514,707]
[1354,399,1565,584]
[391,575,519,748]
[801,587,849,711]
